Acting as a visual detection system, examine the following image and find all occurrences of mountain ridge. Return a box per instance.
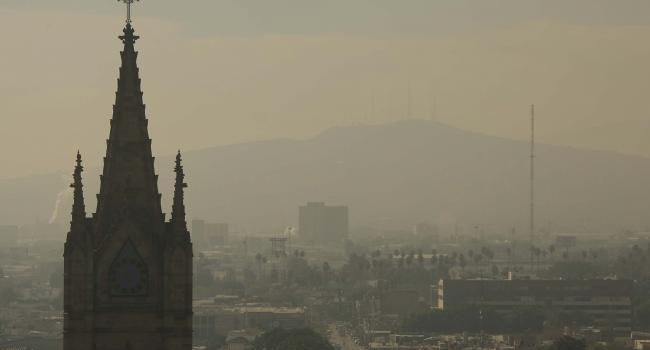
[2,119,650,236]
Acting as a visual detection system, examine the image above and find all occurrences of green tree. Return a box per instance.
[635,299,650,329]
[551,336,586,350]
[253,328,334,350]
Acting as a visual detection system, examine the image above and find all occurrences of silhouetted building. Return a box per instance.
[380,289,426,317]
[437,279,632,335]
[298,202,348,244]
[63,22,193,350]
[193,302,306,338]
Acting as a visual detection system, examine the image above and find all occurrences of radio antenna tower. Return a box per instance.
[407,81,412,119]
[529,104,536,272]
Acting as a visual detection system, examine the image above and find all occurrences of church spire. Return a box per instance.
[116,23,142,109]
[171,151,189,235]
[70,151,86,228]
[94,23,163,235]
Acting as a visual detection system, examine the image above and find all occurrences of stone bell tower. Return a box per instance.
[63,4,193,349]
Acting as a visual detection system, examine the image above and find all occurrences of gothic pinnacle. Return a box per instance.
[70,151,86,226]
[171,151,188,234]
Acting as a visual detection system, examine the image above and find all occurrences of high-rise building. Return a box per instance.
[298,202,348,244]
[62,18,193,350]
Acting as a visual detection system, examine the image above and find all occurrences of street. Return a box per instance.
[328,323,364,350]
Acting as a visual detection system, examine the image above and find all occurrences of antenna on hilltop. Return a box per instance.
[371,90,376,123]
[529,104,536,272]
[407,81,412,119]
[430,79,438,121]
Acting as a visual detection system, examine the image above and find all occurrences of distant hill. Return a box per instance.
[547,120,650,158]
[2,119,650,236]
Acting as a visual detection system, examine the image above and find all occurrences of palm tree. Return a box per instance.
[255,253,263,276]
[459,254,467,276]
[431,254,438,267]
[322,261,331,282]
[474,254,484,276]
[491,264,499,277]
[406,254,414,268]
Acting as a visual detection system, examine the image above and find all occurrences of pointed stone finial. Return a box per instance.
[119,23,139,45]
[70,151,86,228]
[171,151,189,237]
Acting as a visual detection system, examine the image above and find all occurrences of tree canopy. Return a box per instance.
[252,328,334,350]
[550,336,586,350]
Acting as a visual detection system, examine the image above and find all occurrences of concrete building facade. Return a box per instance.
[437,279,632,335]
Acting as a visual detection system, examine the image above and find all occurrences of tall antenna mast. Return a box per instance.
[430,79,437,121]
[371,90,376,123]
[529,104,536,272]
[407,81,412,119]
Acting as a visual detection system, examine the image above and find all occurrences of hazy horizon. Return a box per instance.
[3,0,650,178]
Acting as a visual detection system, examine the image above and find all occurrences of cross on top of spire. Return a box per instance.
[118,0,139,24]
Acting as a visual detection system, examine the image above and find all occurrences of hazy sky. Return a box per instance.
[2,0,650,178]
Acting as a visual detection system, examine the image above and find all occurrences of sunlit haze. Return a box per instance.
[2,0,650,178]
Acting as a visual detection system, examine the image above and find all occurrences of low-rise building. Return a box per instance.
[225,330,260,350]
[194,300,306,339]
[437,279,633,335]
